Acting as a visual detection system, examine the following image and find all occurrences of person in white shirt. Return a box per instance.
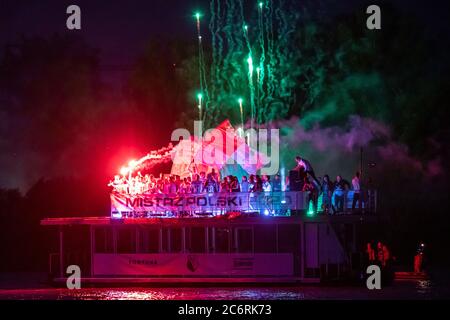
[352,171,362,212]
[262,175,272,192]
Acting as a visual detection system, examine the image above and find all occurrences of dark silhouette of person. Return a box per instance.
[295,156,320,186]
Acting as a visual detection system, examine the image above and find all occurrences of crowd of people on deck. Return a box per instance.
[109,155,366,214]
[286,156,364,214]
[302,171,363,214]
[108,169,283,196]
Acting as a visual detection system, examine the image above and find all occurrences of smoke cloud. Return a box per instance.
[265,115,444,183]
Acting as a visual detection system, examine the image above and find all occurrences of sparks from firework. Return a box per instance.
[194,11,209,121]
[198,93,203,120]
[195,0,299,127]
[238,97,244,131]
[256,66,261,121]
[247,54,256,130]
[258,0,266,112]
[196,12,201,33]
[247,55,254,77]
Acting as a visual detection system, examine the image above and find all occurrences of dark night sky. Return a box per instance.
[1,0,449,69]
[1,0,449,191]
[0,0,448,107]
[1,0,204,67]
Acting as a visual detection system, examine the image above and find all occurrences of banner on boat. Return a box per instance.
[110,192,308,218]
[93,253,294,276]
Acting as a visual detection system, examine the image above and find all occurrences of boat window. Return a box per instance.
[235,227,253,253]
[186,227,206,253]
[170,228,183,253]
[138,228,159,253]
[254,225,277,253]
[160,228,168,252]
[215,228,230,253]
[116,227,136,253]
[94,227,113,253]
[278,225,301,253]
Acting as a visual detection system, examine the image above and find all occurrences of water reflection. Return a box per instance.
[65,288,305,300]
[0,280,445,300]
[414,280,435,298]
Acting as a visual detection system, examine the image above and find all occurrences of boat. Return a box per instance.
[41,190,378,286]
[40,122,379,285]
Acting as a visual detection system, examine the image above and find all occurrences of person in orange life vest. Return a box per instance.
[366,242,375,262]
[414,242,426,273]
[377,242,384,266]
[382,245,390,267]
[414,253,423,273]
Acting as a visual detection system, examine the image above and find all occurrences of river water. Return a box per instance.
[0,273,449,300]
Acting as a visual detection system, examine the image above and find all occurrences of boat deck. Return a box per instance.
[41,214,379,227]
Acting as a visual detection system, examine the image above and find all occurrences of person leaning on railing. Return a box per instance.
[320,175,333,214]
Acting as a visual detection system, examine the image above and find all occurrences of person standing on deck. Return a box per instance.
[248,175,256,193]
[231,176,241,192]
[303,176,319,214]
[272,174,282,192]
[240,176,249,193]
[320,175,333,214]
[352,172,362,212]
[200,172,206,188]
[255,176,263,192]
[262,175,272,192]
[168,176,178,194]
[191,174,203,194]
[205,174,219,193]
[207,169,218,183]
[332,175,350,214]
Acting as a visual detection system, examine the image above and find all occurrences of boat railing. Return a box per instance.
[110,189,378,218]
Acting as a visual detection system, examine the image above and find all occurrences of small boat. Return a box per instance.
[394,271,429,281]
